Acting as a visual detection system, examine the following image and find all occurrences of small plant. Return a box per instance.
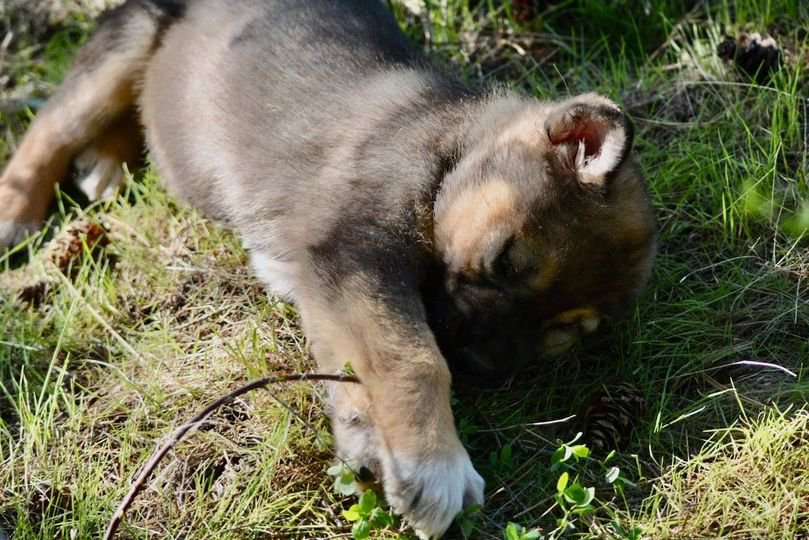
[455,503,482,538]
[553,469,595,535]
[547,434,636,538]
[503,521,541,540]
[327,461,361,496]
[457,416,478,445]
[341,361,357,377]
[489,442,514,472]
[341,489,396,539]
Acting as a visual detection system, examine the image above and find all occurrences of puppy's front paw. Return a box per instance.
[383,444,484,539]
[0,219,40,251]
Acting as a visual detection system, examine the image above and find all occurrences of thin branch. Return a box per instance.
[474,414,576,433]
[103,372,360,540]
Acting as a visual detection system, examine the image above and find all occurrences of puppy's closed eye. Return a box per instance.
[491,237,540,282]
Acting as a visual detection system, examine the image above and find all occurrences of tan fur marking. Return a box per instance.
[554,307,597,323]
[544,307,601,334]
[436,178,524,272]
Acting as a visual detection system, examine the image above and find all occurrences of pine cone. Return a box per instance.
[47,217,110,279]
[582,381,645,452]
[717,32,782,84]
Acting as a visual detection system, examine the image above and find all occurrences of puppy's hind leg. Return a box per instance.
[0,0,183,250]
[74,110,145,201]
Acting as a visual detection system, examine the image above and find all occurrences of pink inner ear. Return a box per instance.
[550,116,608,160]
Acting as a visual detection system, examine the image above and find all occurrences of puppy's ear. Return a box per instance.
[545,94,634,187]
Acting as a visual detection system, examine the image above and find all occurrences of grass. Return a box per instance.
[1,0,808,538]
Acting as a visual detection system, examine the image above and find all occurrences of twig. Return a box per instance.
[727,359,797,378]
[475,414,576,433]
[103,372,360,540]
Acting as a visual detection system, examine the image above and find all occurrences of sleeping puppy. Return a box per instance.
[0,0,656,537]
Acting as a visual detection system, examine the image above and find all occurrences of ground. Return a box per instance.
[0,1,807,539]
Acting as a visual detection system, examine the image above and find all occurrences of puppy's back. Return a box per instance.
[141,0,467,252]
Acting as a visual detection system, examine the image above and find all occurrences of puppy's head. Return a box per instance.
[428,93,656,379]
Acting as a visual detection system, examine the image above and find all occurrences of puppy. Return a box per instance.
[0,0,656,537]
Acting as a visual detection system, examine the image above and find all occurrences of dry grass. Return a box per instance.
[1,1,808,539]
[643,407,809,539]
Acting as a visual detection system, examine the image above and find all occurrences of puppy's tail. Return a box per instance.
[0,0,186,247]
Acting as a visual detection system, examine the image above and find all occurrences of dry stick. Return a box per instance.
[103,372,360,540]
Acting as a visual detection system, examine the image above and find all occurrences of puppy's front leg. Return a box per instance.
[297,272,484,539]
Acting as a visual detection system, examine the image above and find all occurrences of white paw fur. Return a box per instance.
[249,250,299,302]
[0,220,40,250]
[383,446,484,539]
[75,148,126,201]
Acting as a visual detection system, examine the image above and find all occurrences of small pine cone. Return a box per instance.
[582,381,645,452]
[717,32,782,84]
[48,217,110,278]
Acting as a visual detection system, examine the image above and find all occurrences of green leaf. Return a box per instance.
[570,444,590,460]
[556,471,569,494]
[463,503,482,515]
[581,486,595,506]
[563,483,595,506]
[572,504,596,515]
[505,522,521,540]
[352,518,371,540]
[342,507,361,522]
[358,489,377,515]
[551,445,572,465]
[605,466,620,484]
[460,517,474,537]
[340,472,356,485]
[336,475,358,496]
[563,484,581,505]
[369,507,394,528]
[456,506,478,538]
[579,487,596,507]
[326,464,343,477]
[501,443,513,465]
[523,530,541,540]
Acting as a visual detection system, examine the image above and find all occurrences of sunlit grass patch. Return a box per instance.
[642,407,809,539]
